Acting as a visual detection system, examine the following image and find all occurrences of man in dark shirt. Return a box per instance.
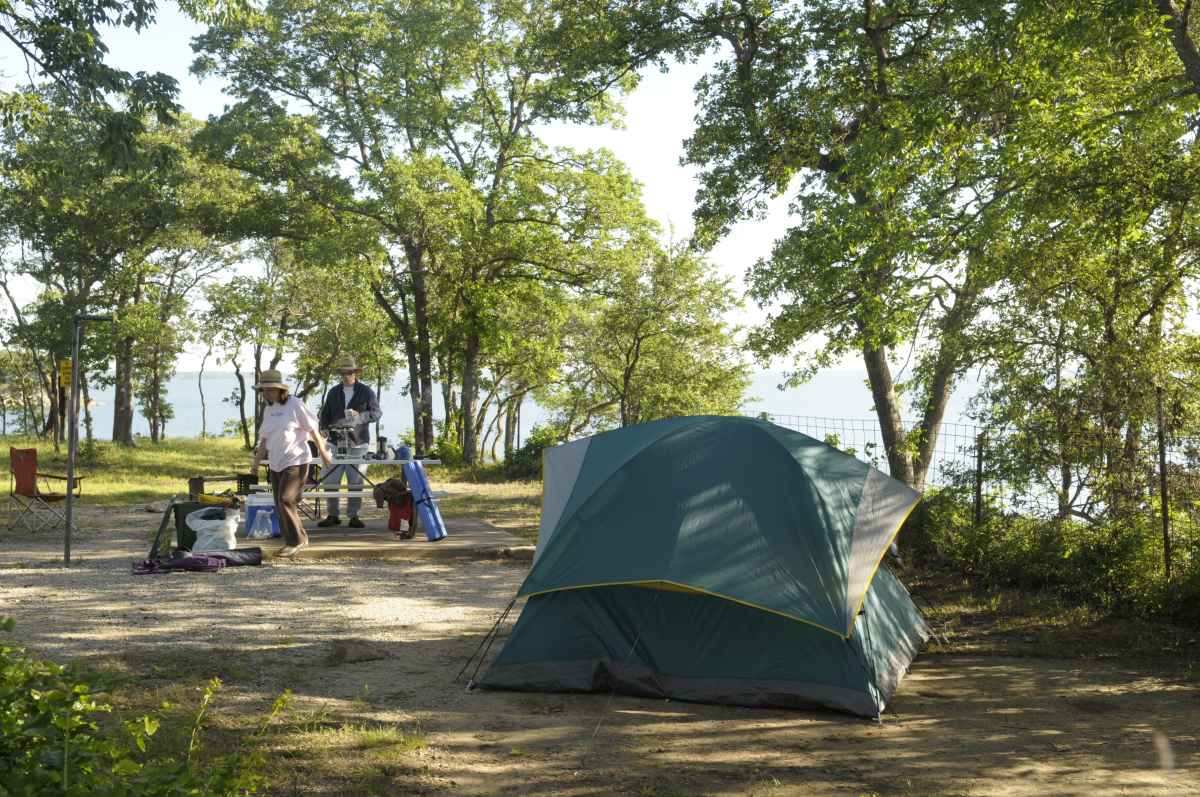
[317,357,382,528]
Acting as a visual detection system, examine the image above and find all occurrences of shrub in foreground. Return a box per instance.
[903,490,1200,623]
[505,425,560,480]
[0,617,287,796]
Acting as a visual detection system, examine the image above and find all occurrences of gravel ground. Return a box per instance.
[2,507,1198,796]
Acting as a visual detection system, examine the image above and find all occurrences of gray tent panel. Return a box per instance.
[844,467,920,631]
[534,437,591,565]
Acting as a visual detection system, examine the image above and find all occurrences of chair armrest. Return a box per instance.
[37,472,70,480]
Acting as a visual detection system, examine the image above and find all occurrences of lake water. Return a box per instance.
[78,368,979,445]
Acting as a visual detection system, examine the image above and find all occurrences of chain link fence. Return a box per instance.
[753,411,1200,529]
[753,411,983,484]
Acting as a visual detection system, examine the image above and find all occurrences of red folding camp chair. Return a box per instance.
[7,448,82,533]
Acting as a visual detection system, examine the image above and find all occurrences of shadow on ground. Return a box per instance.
[1,509,1196,796]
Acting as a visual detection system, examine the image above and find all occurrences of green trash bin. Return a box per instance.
[172,502,207,551]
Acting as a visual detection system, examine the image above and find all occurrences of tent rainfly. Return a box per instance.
[476,415,929,718]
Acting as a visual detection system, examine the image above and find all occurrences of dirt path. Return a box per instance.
[1,507,1196,796]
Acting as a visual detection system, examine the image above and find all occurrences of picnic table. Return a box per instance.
[254,455,441,517]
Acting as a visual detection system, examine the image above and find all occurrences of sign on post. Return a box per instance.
[57,358,71,389]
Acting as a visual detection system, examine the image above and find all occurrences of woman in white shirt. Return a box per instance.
[251,370,333,557]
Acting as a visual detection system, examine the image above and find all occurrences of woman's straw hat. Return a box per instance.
[334,356,363,374]
[254,369,289,391]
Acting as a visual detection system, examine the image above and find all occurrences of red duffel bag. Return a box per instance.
[388,493,414,537]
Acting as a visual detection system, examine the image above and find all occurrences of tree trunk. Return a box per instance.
[112,347,135,445]
[232,360,251,450]
[1156,0,1200,93]
[199,347,210,438]
[911,273,980,491]
[473,379,502,455]
[411,261,435,455]
[438,348,459,445]
[148,358,163,443]
[372,275,426,455]
[19,380,33,434]
[863,343,915,487]
[504,396,518,461]
[252,347,266,448]
[403,241,436,454]
[488,407,503,463]
[460,330,482,465]
[49,362,62,451]
[407,370,422,450]
[80,369,94,445]
[373,243,435,454]
[112,284,140,446]
[35,377,46,436]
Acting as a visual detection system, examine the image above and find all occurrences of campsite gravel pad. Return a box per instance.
[0,505,1196,796]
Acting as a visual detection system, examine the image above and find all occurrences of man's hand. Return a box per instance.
[346,408,360,419]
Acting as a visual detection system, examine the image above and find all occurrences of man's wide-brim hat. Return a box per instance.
[334,356,363,374]
[254,369,289,391]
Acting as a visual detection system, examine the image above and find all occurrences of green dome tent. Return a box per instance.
[477,416,928,718]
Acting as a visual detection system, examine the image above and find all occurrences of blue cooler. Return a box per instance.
[244,494,282,538]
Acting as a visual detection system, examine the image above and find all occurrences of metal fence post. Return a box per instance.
[1157,386,1172,581]
[973,431,986,526]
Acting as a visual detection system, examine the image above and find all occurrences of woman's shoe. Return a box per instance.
[277,543,308,558]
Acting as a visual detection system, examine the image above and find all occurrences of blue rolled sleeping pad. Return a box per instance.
[396,445,447,542]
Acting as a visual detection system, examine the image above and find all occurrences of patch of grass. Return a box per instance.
[293,721,427,752]
[264,719,436,795]
[0,435,249,507]
[0,434,551,552]
[77,644,438,795]
[747,776,784,796]
[437,480,542,543]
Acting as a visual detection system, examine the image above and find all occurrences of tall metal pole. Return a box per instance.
[1157,386,1172,581]
[64,319,82,567]
[63,313,111,567]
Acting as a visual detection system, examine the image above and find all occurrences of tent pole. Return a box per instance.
[861,608,883,724]
[456,597,516,688]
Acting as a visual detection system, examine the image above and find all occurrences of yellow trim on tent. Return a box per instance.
[522,579,850,640]
[845,494,923,638]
